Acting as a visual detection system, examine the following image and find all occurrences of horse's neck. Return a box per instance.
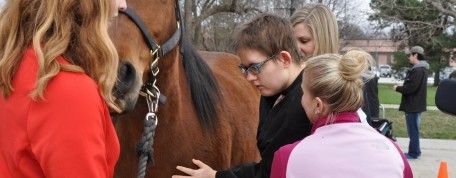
[156,49,191,108]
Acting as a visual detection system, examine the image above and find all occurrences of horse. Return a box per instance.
[108,0,261,177]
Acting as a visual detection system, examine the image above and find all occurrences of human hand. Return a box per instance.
[172,159,216,178]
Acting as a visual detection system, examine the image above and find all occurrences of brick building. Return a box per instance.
[340,39,401,65]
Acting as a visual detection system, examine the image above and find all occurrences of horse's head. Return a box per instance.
[109,0,179,113]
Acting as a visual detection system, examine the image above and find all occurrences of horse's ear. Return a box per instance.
[436,79,456,116]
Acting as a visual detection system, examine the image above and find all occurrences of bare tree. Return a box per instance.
[183,0,368,51]
[183,0,261,49]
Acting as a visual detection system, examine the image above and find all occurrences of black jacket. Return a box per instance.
[216,74,311,178]
[396,61,429,112]
[362,76,380,120]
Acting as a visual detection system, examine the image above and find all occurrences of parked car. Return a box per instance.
[450,71,456,79]
[393,67,410,80]
[379,64,392,78]
[439,67,456,80]
[369,66,380,78]
[374,66,380,78]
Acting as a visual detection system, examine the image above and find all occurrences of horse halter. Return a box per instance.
[119,1,183,178]
[120,5,183,100]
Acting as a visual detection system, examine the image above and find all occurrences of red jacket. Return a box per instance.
[0,48,119,177]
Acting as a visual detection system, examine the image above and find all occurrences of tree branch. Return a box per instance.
[425,0,456,18]
[195,2,261,23]
[377,13,444,28]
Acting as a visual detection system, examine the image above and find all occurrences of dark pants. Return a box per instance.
[405,112,421,158]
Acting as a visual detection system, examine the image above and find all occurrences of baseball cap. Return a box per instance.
[406,46,424,55]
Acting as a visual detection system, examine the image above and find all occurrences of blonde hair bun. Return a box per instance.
[339,50,370,82]
[303,50,374,113]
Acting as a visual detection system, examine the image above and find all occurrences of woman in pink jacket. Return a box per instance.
[270,50,413,178]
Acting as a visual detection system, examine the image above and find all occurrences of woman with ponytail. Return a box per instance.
[270,50,412,178]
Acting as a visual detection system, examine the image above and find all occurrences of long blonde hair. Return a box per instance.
[0,0,119,110]
[303,50,373,113]
[290,4,339,56]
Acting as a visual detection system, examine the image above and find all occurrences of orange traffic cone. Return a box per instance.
[437,160,448,178]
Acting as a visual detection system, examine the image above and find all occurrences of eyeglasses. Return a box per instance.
[238,55,275,75]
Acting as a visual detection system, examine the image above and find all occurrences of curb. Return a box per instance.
[382,104,438,111]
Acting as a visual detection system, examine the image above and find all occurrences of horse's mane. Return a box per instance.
[181,38,221,132]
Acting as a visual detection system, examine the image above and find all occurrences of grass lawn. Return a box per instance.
[378,84,436,106]
[378,83,456,139]
[385,109,456,139]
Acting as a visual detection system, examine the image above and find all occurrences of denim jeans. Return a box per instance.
[405,112,421,158]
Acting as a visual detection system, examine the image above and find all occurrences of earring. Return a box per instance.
[314,109,320,115]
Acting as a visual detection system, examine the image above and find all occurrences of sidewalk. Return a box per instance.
[382,104,438,111]
[378,77,434,85]
[396,137,456,178]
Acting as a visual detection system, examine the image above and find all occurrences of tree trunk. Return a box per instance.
[184,0,194,40]
[290,0,298,16]
[193,23,203,48]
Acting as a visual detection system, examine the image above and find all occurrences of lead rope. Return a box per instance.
[137,52,160,178]
[137,109,157,178]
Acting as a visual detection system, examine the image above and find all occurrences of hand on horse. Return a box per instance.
[172,159,216,178]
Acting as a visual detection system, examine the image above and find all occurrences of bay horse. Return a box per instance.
[109,0,260,177]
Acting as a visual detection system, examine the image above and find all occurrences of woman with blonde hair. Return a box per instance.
[0,0,126,177]
[271,50,412,178]
[290,4,339,58]
[291,4,381,124]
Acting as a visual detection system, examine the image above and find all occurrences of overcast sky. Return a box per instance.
[348,0,376,32]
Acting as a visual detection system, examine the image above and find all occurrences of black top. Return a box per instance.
[216,74,312,178]
[362,76,380,120]
[396,66,428,112]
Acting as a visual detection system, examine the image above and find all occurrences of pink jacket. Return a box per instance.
[271,112,412,178]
